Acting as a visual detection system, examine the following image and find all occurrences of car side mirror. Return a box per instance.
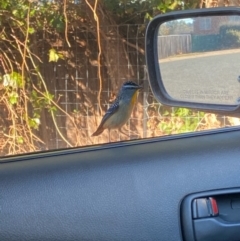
[145,7,240,115]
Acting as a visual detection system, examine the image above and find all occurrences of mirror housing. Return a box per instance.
[146,7,240,114]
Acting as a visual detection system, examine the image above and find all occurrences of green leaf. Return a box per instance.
[49,106,57,113]
[31,90,38,99]
[17,136,24,144]
[49,49,59,62]
[168,0,179,10]
[28,27,35,34]
[29,118,40,130]
[145,12,152,20]
[30,9,36,17]
[9,91,19,105]
[12,9,19,17]
[163,111,169,116]
[44,91,54,101]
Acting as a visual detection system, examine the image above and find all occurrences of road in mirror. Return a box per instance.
[158,15,240,105]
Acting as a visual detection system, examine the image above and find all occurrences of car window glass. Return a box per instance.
[0,0,239,156]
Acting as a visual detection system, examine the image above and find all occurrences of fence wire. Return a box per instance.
[39,24,237,150]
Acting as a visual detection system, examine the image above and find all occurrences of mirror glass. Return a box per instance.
[158,15,240,105]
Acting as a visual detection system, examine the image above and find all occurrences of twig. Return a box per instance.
[21,1,34,148]
[63,0,71,48]
[85,0,103,117]
[122,38,145,54]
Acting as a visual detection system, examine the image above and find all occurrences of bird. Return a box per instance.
[92,81,142,137]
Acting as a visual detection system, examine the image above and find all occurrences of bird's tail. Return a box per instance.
[91,126,104,136]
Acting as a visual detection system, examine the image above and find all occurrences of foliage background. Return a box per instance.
[0,0,239,155]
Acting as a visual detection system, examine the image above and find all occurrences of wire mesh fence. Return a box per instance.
[0,23,239,155]
[47,24,148,148]
[38,24,237,151]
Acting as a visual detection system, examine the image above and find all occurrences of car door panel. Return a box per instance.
[1,128,240,241]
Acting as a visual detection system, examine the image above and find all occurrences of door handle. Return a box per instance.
[181,188,240,241]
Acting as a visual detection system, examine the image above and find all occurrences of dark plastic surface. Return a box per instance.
[216,194,240,222]
[1,128,240,240]
[194,218,240,241]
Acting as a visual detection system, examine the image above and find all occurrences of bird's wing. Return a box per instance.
[92,98,120,136]
[99,100,120,128]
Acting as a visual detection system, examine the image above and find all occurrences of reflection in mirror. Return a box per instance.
[158,15,240,106]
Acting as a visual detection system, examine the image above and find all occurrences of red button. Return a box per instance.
[209,197,218,215]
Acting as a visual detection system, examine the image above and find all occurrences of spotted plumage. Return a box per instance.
[92,81,141,136]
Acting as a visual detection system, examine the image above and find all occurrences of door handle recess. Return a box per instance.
[181,188,240,241]
[194,217,240,241]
